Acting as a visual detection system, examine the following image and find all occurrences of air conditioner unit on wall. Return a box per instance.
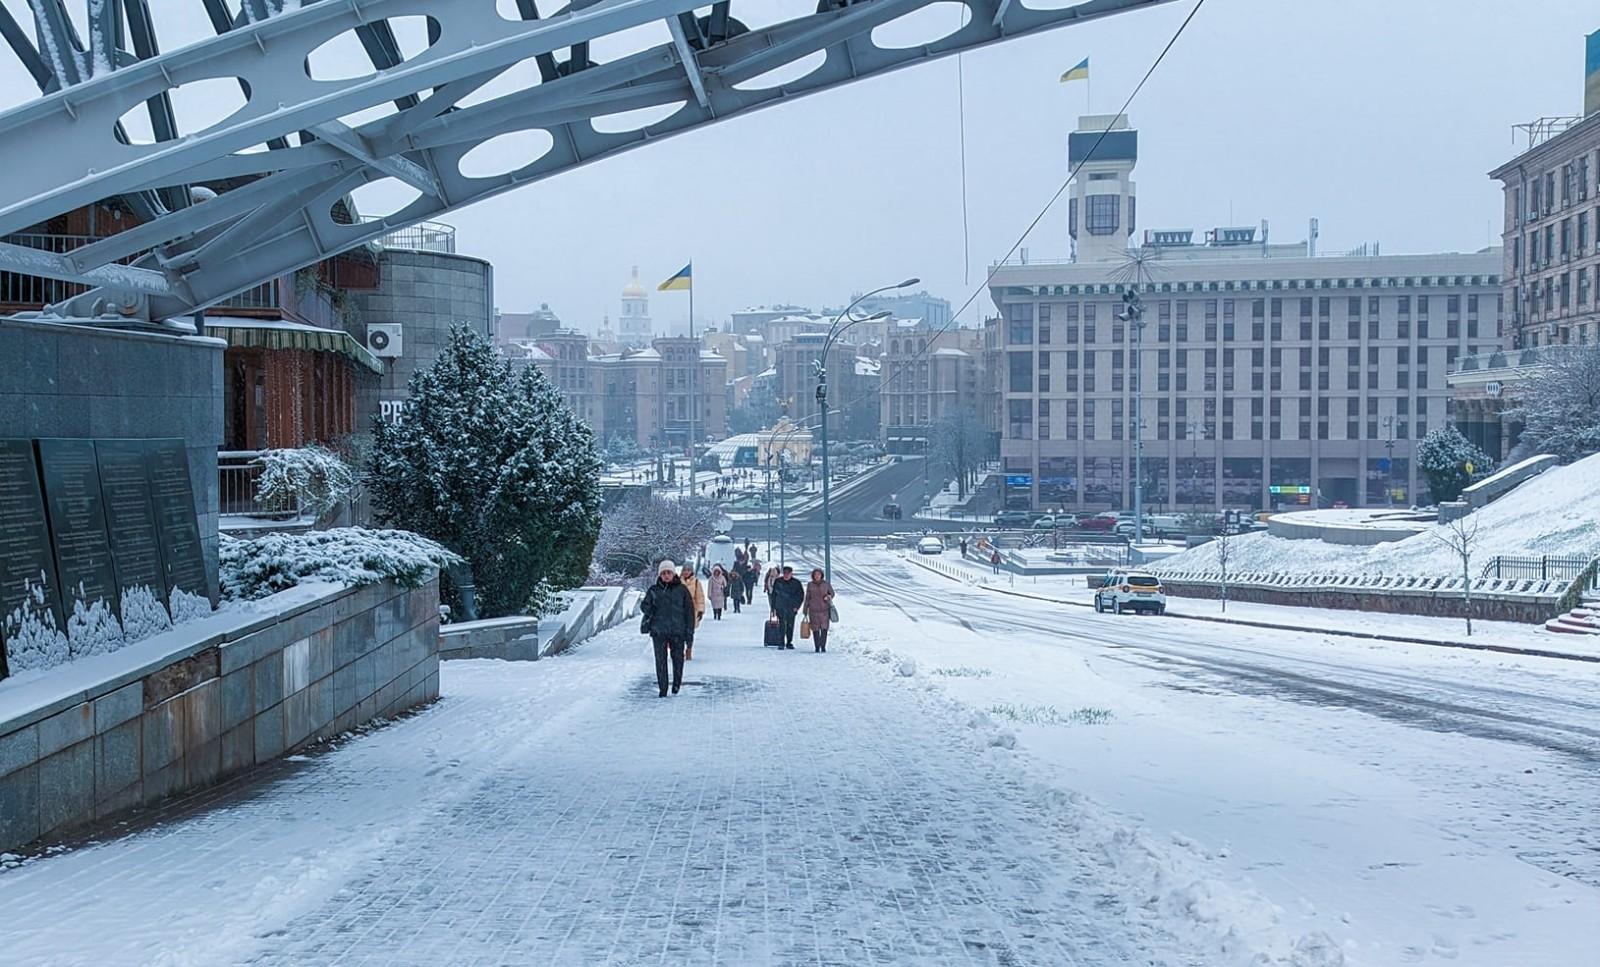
[367,323,403,358]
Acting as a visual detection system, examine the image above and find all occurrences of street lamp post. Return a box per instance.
[817,279,917,579]
[1117,288,1147,542]
[1382,415,1397,508]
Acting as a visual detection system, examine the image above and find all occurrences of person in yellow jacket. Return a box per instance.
[679,563,706,659]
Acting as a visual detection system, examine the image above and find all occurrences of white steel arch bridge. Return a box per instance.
[0,0,1174,329]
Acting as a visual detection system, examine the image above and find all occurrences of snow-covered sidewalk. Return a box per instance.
[2,607,1250,965]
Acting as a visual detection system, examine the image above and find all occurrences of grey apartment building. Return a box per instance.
[989,243,1502,512]
[989,114,1503,513]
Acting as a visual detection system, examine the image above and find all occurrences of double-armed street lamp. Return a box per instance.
[816,277,918,579]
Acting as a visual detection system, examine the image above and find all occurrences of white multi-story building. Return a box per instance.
[989,117,1503,512]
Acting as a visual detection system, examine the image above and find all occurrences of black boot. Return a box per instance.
[672,683,680,695]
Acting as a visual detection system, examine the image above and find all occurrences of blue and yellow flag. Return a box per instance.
[1060,57,1089,83]
[658,262,692,291]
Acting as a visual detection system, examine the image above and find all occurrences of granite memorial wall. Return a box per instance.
[0,438,215,681]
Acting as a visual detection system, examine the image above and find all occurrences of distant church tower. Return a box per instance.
[619,266,653,347]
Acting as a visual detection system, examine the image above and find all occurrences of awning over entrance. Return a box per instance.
[204,316,383,374]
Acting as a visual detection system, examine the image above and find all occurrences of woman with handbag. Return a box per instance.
[707,565,729,620]
[802,568,836,653]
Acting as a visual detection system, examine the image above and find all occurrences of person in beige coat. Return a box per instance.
[679,564,706,658]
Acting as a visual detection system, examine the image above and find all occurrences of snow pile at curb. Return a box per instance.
[843,633,1343,965]
[1158,452,1600,580]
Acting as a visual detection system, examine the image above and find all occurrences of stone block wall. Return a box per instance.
[0,318,223,597]
[1162,580,1559,624]
[0,577,439,853]
[438,616,540,661]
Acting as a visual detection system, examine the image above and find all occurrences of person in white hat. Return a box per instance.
[639,559,695,697]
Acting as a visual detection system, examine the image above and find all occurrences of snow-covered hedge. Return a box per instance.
[219,528,461,601]
[255,446,355,520]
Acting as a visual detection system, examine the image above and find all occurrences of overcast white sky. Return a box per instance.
[2,0,1596,334]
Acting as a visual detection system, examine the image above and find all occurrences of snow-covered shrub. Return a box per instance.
[219,528,460,601]
[255,445,355,520]
[367,327,601,617]
[1508,343,1600,462]
[1415,425,1494,503]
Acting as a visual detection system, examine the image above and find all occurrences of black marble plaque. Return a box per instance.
[0,440,65,680]
[38,438,125,653]
[95,439,172,638]
[147,439,214,613]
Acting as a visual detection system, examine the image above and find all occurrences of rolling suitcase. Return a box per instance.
[763,613,784,647]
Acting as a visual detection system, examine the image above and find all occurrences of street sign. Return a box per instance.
[1464,461,1475,475]
[1375,458,1391,472]
[1268,485,1311,495]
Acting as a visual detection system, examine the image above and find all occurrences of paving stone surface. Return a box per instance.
[0,607,1200,966]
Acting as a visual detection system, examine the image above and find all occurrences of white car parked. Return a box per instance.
[916,536,946,555]
[1093,570,1167,615]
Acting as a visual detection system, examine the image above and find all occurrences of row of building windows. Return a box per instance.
[1514,150,1599,226]
[1002,456,1415,509]
[1003,295,1499,347]
[1512,264,1600,324]
[1004,276,1497,297]
[1513,206,1599,268]
[1006,396,1434,443]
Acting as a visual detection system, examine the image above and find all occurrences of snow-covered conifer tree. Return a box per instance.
[367,327,602,617]
[1415,425,1494,503]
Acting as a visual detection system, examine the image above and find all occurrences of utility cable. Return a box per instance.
[830,0,1210,417]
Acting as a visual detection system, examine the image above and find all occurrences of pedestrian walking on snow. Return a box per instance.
[640,561,694,697]
[679,564,706,659]
[708,565,729,620]
[802,568,835,653]
[763,565,779,610]
[743,557,760,604]
[959,538,968,558]
[728,558,747,614]
[769,565,804,649]
[990,549,1002,575]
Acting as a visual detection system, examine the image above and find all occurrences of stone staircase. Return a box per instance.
[1545,607,1600,635]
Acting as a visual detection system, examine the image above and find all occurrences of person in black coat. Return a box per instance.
[769,565,805,649]
[728,557,748,614]
[640,560,696,697]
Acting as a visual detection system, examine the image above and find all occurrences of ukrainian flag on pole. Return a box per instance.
[658,262,692,291]
[1059,57,1089,83]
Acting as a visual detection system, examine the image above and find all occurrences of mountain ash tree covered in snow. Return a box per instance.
[1508,343,1600,462]
[1415,425,1494,502]
[368,327,602,617]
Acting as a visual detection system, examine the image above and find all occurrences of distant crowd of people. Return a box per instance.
[638,540,835,697]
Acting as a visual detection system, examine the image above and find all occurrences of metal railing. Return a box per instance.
[371,219,456,254]
[215,279,280,310]
[0,232,145,306]
[219,450,299,519]
[1479,555,1594,582]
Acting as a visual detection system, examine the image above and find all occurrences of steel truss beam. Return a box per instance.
[0,0,1174,324]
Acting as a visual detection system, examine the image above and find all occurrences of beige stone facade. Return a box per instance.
[1490,113,1600,349]
[516,332,727,450]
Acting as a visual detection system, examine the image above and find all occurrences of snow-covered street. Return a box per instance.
[3,547,1597,966]
[830,548,1600,965]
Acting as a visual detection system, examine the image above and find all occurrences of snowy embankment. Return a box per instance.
[1157,453,1600,579]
